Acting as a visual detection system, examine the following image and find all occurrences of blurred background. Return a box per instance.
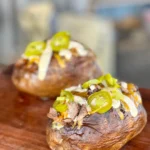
[0,0,150,88]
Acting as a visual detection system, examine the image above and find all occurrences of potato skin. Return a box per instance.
[12,51,102,98]
[46,104,147,150]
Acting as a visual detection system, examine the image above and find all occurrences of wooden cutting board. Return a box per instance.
[0,66,150,150]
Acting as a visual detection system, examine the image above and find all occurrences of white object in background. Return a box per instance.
[19,2,55,41]
[57,13,116,75]
[143,9,150,36]
[0,1,55,65]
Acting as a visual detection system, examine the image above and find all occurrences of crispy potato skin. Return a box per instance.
[12,51,102,97]
[46,104,147,150]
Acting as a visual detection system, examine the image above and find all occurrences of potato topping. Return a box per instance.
[48,74,141,130]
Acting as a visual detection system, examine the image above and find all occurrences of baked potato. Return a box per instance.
[12,32,102,98]
[46,74,147,150]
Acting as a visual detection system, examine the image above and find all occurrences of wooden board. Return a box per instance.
[0,67,150,150]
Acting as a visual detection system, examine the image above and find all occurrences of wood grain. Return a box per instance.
[0,67,150,150]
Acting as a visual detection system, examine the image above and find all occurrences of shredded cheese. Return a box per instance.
[121,82,128,89]
[74,96,87,105]
[122,95,138,117]
[38,42,53,81]
[112,99,121,109]
[69,41,88,56]
[65,85,87,93]
[54,53,66,68]
[59,49,72,60]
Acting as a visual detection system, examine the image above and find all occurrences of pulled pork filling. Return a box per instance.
[47,74,142,130]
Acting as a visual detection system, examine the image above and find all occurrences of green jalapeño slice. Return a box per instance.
[104,74,120,88]
[53,96,68,113]
[111,89,124,100]
[97,74,120,88]
[24,41,46,57]
[82,79,101,89]
[60,90,74,102]
[50,31,70,52]
[53,90,74,113]
[88,91,112,114]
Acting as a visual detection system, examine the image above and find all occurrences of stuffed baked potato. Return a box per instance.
[46,74,147,150]
[12,32,102,98]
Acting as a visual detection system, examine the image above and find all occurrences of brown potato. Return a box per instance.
[46,77,147,150]
[46,104,147,150]
[12,49,102,98]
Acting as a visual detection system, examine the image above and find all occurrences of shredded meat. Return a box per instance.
[67,102,79,120]
[121,87,128,94]
[70,48,78,56]
[25,62,38,73]
[15,59,28,68]
[61,104,89,128]
[63,118,73,123]
[15,58,38,73]
[121,82,139,94]
[88,84,101,95]
[71,91,88,98]
[77,105,88,122]
[47,108,58,120]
